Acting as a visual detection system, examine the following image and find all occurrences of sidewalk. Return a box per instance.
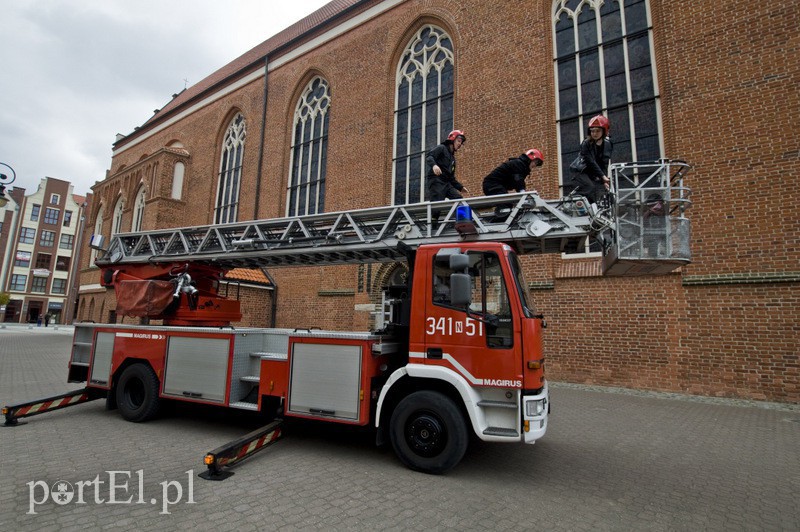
[0,322,75,335]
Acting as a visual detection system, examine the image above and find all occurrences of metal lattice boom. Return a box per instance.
[96,159,692,275]
[96,192,599,269]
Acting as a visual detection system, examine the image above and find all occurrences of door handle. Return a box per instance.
[426,347,443,359]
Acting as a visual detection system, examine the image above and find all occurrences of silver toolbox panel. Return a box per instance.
[71,325,95,365]
[89,332,115,386]
[163,336,230,403]
[288,343,361,420]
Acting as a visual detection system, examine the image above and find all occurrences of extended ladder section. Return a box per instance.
[95,159,692,275]
[96,193,604,268]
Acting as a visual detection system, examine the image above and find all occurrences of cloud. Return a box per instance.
[0,0,330,196]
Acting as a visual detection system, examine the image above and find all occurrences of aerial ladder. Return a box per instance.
[4,160,691,475]
[97,160,690,267]
[93,158,692,308]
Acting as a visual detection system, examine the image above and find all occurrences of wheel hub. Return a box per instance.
[407,413,446,457]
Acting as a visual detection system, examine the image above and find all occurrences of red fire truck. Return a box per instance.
[3,160,692,475]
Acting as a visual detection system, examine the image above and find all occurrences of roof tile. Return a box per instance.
[223,268,272,286]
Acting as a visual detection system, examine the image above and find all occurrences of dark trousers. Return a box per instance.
[428,178,463,201]
[483,182,516,217]
[569,173,606,204]
[482,182,508,197]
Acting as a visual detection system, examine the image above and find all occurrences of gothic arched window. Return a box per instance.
[215,113,246,224]
[393,25,454,204]
[90,205,104,266]
[553,0,661,178]
[132,186,145,232]
[287,77,330,216]
[171,162,185,200]
[112,198,123,235]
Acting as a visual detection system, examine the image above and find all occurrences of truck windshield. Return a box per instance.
[508,251,536,318]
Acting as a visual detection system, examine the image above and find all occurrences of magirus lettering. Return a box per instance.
[484,379,522,387]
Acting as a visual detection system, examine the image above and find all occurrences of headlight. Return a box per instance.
[525,398,546,417]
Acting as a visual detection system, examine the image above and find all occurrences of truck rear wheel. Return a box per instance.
[389,390,468,474]
[116,363,161,422]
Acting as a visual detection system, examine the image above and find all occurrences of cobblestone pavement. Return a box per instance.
[1,326,798,531]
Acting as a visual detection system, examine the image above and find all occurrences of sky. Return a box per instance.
[0,0,332,197]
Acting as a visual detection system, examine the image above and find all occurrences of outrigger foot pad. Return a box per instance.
[198,419,284,481]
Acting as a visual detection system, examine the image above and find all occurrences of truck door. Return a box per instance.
[421,250,522,387]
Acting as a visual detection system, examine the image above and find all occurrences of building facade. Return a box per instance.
[78,0,799,403]
[0,178,88,325]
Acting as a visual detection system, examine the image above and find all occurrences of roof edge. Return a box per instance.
[113,0,376,151]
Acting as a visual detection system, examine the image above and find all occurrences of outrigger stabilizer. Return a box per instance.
[4,389,284,479]
[2,388,103,427]
[199,419,284,480]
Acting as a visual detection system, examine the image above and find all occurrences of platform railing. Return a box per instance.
[603,159,693,276]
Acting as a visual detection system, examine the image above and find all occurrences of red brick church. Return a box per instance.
[76,0,799,403]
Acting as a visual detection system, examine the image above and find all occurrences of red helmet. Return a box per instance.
[525,148,544,162]
[447,130,466,143]
[587,115,610,135]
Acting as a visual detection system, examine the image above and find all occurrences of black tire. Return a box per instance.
[389,390,468,474]
[115,363,161,422]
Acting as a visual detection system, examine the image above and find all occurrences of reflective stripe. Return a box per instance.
[408,351,485,386]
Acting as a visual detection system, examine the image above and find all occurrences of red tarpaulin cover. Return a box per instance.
[115,280,175,317]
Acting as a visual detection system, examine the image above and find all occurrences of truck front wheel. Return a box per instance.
[116,363,161,422]
[389,390,468,474]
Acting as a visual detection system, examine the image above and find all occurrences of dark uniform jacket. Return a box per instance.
[426,143,464,201]
[482,154,531,196]
[568,136,613,204]
[579,137,613,181]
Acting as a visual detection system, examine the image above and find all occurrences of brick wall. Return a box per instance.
[77,0,799,403]
[223,283,274,327]
[652,0,800,276]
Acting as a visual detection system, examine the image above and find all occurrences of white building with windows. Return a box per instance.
[0,177,88,324]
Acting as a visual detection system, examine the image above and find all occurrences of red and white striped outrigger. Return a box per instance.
[2,388,102,426]
[199,420,284,480]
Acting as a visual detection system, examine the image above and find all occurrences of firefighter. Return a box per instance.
[426,130,467,201]
[482,149,544,196]
[569,114,612,204]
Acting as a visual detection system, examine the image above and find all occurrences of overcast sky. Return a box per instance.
[0,0,331,197]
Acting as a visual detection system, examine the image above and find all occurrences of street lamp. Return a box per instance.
[0,162,16,208]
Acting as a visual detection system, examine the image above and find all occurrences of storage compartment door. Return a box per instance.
[89,332,115,386]
[163,337,230,403]
[288,343,361,421]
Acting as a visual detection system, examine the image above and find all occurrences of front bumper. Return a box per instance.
[522,380,549,443]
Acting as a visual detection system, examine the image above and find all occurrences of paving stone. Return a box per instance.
[1,327,798,530]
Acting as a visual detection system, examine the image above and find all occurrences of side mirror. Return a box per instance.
[450,273,471,307]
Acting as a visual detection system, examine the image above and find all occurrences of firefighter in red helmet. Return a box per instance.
[482,148,544,197]
[426,129,468,201]
[568,114,613,204]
